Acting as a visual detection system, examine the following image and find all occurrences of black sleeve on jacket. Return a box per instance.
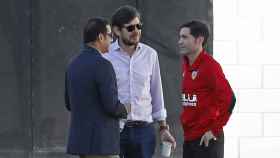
[95,59,127,119]
[228,93,236,114]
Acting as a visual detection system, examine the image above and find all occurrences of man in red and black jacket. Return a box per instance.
[178,20,236,158]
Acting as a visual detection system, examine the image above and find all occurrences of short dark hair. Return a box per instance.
[83,17,109,43]
[179,20,210,47]
[111,5,141,28]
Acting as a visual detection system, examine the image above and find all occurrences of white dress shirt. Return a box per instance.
[103,41,167,123]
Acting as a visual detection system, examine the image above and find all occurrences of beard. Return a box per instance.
[120,34,140,46]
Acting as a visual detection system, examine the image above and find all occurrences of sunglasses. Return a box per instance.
[123,24,143,32]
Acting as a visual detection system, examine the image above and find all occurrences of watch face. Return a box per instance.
[160,125,169,131]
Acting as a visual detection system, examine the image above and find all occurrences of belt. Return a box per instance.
[125,121,150,128]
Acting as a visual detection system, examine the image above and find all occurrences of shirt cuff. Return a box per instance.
[152,108,167,121]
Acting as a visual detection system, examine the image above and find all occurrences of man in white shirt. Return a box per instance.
[103,5,176,158]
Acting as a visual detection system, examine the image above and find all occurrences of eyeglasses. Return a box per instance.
[106,33,113,42]
[123,24,143,32]
[107,32,113,38]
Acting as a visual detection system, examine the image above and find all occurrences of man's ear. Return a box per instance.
[98,33,104,41]
[197,36,205,45]
[112,26,121,38]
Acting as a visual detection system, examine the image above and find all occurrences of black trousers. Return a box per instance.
[183,132,224,158]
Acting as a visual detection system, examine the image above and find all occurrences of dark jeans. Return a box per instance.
[183,132,224,158]
[119,123,156,158]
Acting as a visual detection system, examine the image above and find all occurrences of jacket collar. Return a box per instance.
[184,49,207,71]
[82,44,102,56]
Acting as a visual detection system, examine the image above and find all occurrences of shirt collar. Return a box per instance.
[110,40,121,51]
[184,49,207,71]
[110,40,142,55]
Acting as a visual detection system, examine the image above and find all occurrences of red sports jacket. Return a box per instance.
[180,49,236,141]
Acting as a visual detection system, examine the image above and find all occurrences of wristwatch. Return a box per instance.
[159,124,169,132]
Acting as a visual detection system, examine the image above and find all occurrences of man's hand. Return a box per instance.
[124,103,131,113]
[199,130,217,147]
[160,129,177,149]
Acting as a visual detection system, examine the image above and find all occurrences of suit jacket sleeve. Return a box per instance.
[95,59,127,119]
[64,72,71,111]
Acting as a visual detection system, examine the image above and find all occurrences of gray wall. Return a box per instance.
[0,0,32,157]
[0,0,212,158]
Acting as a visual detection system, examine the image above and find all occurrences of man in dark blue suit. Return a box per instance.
[65,17,129,158]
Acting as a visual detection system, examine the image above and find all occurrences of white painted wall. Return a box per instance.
[213,0,280,157]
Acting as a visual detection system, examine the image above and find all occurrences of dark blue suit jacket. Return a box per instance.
[65,45,127,155]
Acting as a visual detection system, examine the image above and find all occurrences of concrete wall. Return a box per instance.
[0,0,32,157]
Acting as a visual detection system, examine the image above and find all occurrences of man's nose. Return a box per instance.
[178,38,182,45]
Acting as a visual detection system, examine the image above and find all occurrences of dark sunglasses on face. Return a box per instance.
[123,24,143,32]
